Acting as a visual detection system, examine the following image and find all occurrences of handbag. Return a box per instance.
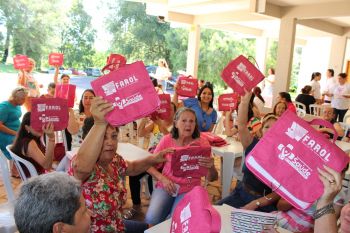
[176,76,198,97]
[221,55,264,96]
[170,186,221,233]
[48,53,64,66]
[201,132,228,147]
[91,61,160,126]
[13,54,29,70]
[171,146,211,178]
[102,53,127,73]
[54,84,76,108]
[218,93,239,111]
[151,94,171,120]
[246,110,350,209]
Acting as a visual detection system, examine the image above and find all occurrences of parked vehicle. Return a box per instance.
[85,67,102,77]
[69,68,87,76]
[47,67,72,75]
[145,65,181,91]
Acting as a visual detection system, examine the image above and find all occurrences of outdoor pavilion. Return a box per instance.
[130,0,350,104]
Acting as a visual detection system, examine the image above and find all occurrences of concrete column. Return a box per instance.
[255,37,269,74]
[274,17,297,104]
[186,24,201,78]
[329,35,347,75]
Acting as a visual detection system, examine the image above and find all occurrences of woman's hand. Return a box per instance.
[152,148,174,164]
[198,157,214,168]
[42,122,55,139]
[90,96,113,125]
[241,89,252,103]
[160,175,177,195]
[317,165,342,204]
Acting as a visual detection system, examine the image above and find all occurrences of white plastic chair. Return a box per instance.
[0,151,15,203]
[6,145,38,182]
[294,101,306,111]
[340,122,350,141]
[309,104,323,116]
[0,202,17,233]
[296,108,306,118]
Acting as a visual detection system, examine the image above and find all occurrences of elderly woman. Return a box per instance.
[217,90,279,212]
[71,97,170,233]
[14,172,91,233]
[318,106,344,140]
[173,82,218,132]
[145,107,218,225]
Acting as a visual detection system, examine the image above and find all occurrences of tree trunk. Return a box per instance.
[1,27,11,63]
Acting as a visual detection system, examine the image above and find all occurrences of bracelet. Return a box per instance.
[313,203,335,219]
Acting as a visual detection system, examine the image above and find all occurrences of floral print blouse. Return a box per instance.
[70,155,127,232]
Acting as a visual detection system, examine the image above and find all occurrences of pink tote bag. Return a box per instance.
[221,55,265,96]
[102,53,127,73]
[91,61,160,126]
[176,76,198,97]
[218,93,239,111]
[151,94,171,120]
[171,146,211,178]
[246,110,349,210]
[13,55,29,70]
[54,84,76,108]
[170,186,221,233]
[48,53,64,66]
[31,98,69,131]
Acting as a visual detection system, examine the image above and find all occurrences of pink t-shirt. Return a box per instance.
[287,102,297,113]
[154,134,210,194]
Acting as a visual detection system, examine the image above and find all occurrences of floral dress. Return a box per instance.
[70,155,127,232]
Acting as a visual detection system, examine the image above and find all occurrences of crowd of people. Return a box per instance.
[1,57,350,233]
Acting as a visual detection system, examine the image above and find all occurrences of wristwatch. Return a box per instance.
[255,201,261,207]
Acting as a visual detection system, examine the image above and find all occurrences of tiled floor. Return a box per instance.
[0,156,237,222]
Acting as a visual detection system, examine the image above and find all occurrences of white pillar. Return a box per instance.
[186,24,201,78]
[255,37,268,74]
[329,35,347,75]
[274,17,297,104]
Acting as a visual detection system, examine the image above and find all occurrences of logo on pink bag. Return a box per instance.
[277,144,312,179]
[171,203,192,233]
[286,122,331,162]
[179,154,206,172]
[114,93,143,110]
[231,63,255,87]
[101,76,139,95]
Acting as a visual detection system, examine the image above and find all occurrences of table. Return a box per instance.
[211,135,244,198]
[336,140,350,154]
[117,142,151,161]
[145,204,292,233]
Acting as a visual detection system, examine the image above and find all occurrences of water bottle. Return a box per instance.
[231,110,238,126]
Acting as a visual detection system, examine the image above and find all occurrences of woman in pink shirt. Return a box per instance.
[277,92,296,113]
[145,107,218,225]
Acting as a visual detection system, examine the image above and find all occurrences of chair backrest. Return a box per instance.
[309,104,323,116]
[213,114,225,135]
[294,101,306,111]
[0,152,15,202]
[6,145,38,182]
[296,108,306,118]
[344,114,350,124]
[340,122,350,141]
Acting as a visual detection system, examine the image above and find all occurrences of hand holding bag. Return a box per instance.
[245,110,350,209]
[170,186,221,233]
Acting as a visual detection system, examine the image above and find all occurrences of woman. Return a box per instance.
[144,107,218,225]
[10,112,55,176]
[327,73,350,122]
[53,65,70,84]
[155,59,171,91]
[217,90,279,212]
[310,72,322,103]
[173,82,218,132]
[253,86,265,113]
[17,58,41,111]
[273,101,288,117]
[261,67,275,108]
[71,97,171,233]
[295,85,316,114]
[318,106,344,140]
[277,92,296,113]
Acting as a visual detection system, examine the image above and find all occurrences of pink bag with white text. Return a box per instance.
[48,53,64,66]
[31,98,69,131]
[13,55,29,70]
[170,186,221,233]
[91,61,160,126]
[246,110,350,210]
[102,53,127,73]
[151,94,171,120]
[221,55,265,96]
[176,76,198,97]
[54,84,76,108]
[218,93,239,111]
[171,146,211,178]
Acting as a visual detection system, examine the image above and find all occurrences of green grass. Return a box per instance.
[0,64,17,73]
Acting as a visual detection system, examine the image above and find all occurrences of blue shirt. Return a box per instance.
[0,101,22,159]
[183,98,217,132]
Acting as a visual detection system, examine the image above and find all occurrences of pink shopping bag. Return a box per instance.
[151,94,171,120]
[48,53,64,66]
[54,84,76,108]
[91,61,160,126]
[171,146,211,178]
[170,186,221,233]
[102,53,127,73]
[246,110,350,210]
[201,132,228,147]
[31,98,69,131]
[218,93,239,111]
[13,55,29,70]
[176,76,198,97]
[221,55,265,96]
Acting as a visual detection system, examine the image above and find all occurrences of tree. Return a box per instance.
[59,0,96,68]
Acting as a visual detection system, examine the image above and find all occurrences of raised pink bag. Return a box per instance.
[31,98,69,131]
[91,61,160,126]
[221,55,265,96]
[102,54,127,73]
[13,55,29,70]
[176,76,198,97]
[218,93,239,111]
[48,53,64,66]
[170,186,221,233]
[246,110,350,210]
[54,84,76,108]
[151,94,171,120]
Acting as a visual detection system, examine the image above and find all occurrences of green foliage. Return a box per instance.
[164,28,188,73]
[265,39,278,75]
[59,0,96,69]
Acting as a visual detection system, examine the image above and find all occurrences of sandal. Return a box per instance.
[122,208,138,220]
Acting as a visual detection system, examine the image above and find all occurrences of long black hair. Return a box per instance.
[311,72,321,81]
[253,87,265,103]
[79,89,96,114]
[279,92,292,103]
[197,82,214,108]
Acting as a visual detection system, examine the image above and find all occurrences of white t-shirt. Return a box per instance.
[331,83,350,110]
[262,74,275,96]
[253,97,265,112]
[310,80,321,99]
[322,77,338,102]
[155,67,171,81]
